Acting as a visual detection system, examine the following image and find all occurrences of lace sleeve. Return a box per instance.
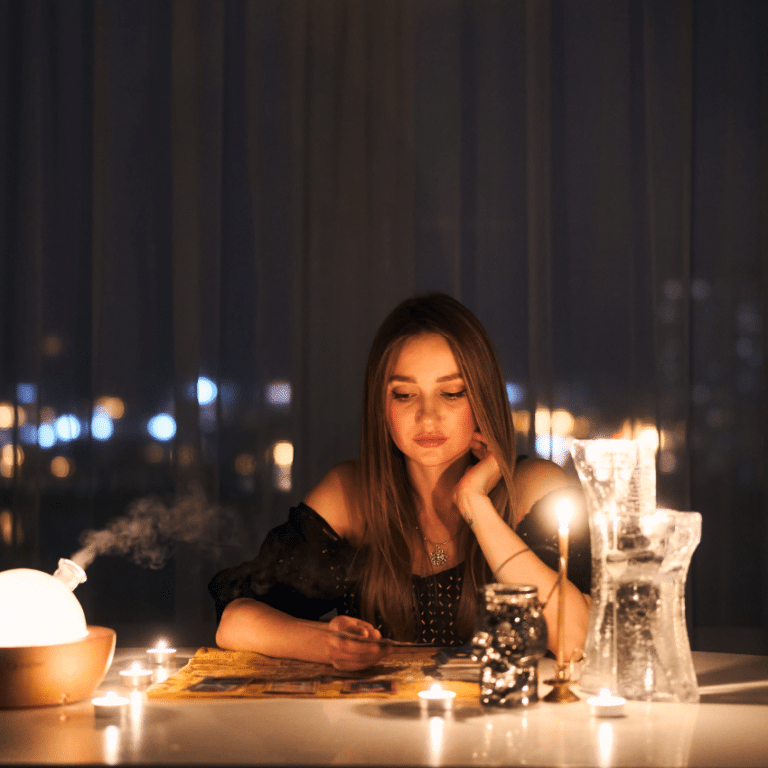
[208,503,362,623]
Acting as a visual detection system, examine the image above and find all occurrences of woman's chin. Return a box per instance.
[405,449,472,473]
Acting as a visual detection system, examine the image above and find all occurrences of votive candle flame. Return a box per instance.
[418,683,456,712]
[120,662,153,688]
[92,690,130,719]
[588,688,626,717]
[147,639,177,665]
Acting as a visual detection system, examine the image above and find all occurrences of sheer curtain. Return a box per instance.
[1,0,766,650]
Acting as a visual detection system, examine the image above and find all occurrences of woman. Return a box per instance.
[209,293,590,670]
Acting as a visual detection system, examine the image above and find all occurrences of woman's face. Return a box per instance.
[385,333,477,472]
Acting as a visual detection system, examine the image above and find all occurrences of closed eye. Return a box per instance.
[391,391,414,401]
[442,390,466,400]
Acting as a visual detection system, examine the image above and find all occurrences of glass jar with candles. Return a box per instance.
[471,583,548,708]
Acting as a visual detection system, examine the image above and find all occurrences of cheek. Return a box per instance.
[458,404,478,437]
[386,404,406,445]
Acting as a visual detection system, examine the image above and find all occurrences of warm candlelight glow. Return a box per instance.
[418,683,456,711]
[120,662,153,688]
[146,639,176,665]
[556,497,575,533]
[542,494,579,701]
[92,690,130,718]
[101,691,120,702]
[588,688,627,717]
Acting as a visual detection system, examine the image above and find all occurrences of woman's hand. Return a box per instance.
[324,615,392,671]
[453,431,502,509]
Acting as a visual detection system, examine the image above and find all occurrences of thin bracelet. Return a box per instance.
[492,547,531,580]
[541,574,560,609]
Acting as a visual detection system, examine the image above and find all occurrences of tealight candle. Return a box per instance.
[146,639,176,665]
[92,691,130,720]
[119,662,153,688]
[418,683,456,712]
[588,688,627,717]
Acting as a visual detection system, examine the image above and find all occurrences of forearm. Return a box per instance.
[215,598,390,671]
[215,598,333,663]
[455,489,589,658]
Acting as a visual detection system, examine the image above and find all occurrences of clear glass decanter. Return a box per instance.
[571,439,701,702]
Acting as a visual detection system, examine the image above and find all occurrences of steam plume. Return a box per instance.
[70,485,244,572]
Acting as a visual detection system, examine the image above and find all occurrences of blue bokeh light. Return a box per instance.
[506,382,525,406]
[37,424,56,448]
[535,433,570,465]
[19,424,37,444]
[16,383,37,404]
[197,377,218,405]
[91,412,114,440]
[55,415,81,442]
[148,413,176,441]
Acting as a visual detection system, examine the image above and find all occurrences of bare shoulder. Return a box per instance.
[303,460,362,542]
[513,457,570,524]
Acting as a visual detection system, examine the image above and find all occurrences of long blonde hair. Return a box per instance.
[357,293,517,640]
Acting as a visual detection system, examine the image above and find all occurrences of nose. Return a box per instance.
[417,395,440,424]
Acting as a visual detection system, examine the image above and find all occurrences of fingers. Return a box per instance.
[460,435,502,499]
[327,616,391,671]
[331,638,390,671]
[471,430,485,447]
[331,615,380,638]
[470,432,487,460]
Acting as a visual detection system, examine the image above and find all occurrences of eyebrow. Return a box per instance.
[388,373,464,384]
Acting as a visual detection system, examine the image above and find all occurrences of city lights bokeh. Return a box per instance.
[0,375,685,489]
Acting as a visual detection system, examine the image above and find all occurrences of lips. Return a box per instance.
[414,435,447,448]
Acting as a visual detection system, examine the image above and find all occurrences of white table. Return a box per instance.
[2,648,768,767]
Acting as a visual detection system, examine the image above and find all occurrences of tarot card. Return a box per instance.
[341,679,397,694]
[186,676,253,692]
[265,680,318,694]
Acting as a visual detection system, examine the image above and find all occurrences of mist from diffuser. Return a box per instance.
[69,484,244,573]
[0,559,88,647]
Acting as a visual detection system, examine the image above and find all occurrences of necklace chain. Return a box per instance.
[419,527,458,568]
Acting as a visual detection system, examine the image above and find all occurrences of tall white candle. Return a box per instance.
[555,497,575,674]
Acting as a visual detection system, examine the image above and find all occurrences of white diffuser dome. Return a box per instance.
[0,568,88,647]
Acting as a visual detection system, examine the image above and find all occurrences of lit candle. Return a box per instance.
[119,661,153,688]
[588,688,627,717]
[554,497,575,675]
[418,683,456,712]
[92,690,130,720]
[146,639,177,665]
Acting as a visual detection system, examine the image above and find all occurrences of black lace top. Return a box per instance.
[208,487,590,647]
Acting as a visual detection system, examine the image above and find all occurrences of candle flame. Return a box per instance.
[556,497,574,532]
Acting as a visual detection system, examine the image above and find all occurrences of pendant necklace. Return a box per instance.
[421,530,457,567]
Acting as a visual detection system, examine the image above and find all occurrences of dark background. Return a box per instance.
[1,0,766,652]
